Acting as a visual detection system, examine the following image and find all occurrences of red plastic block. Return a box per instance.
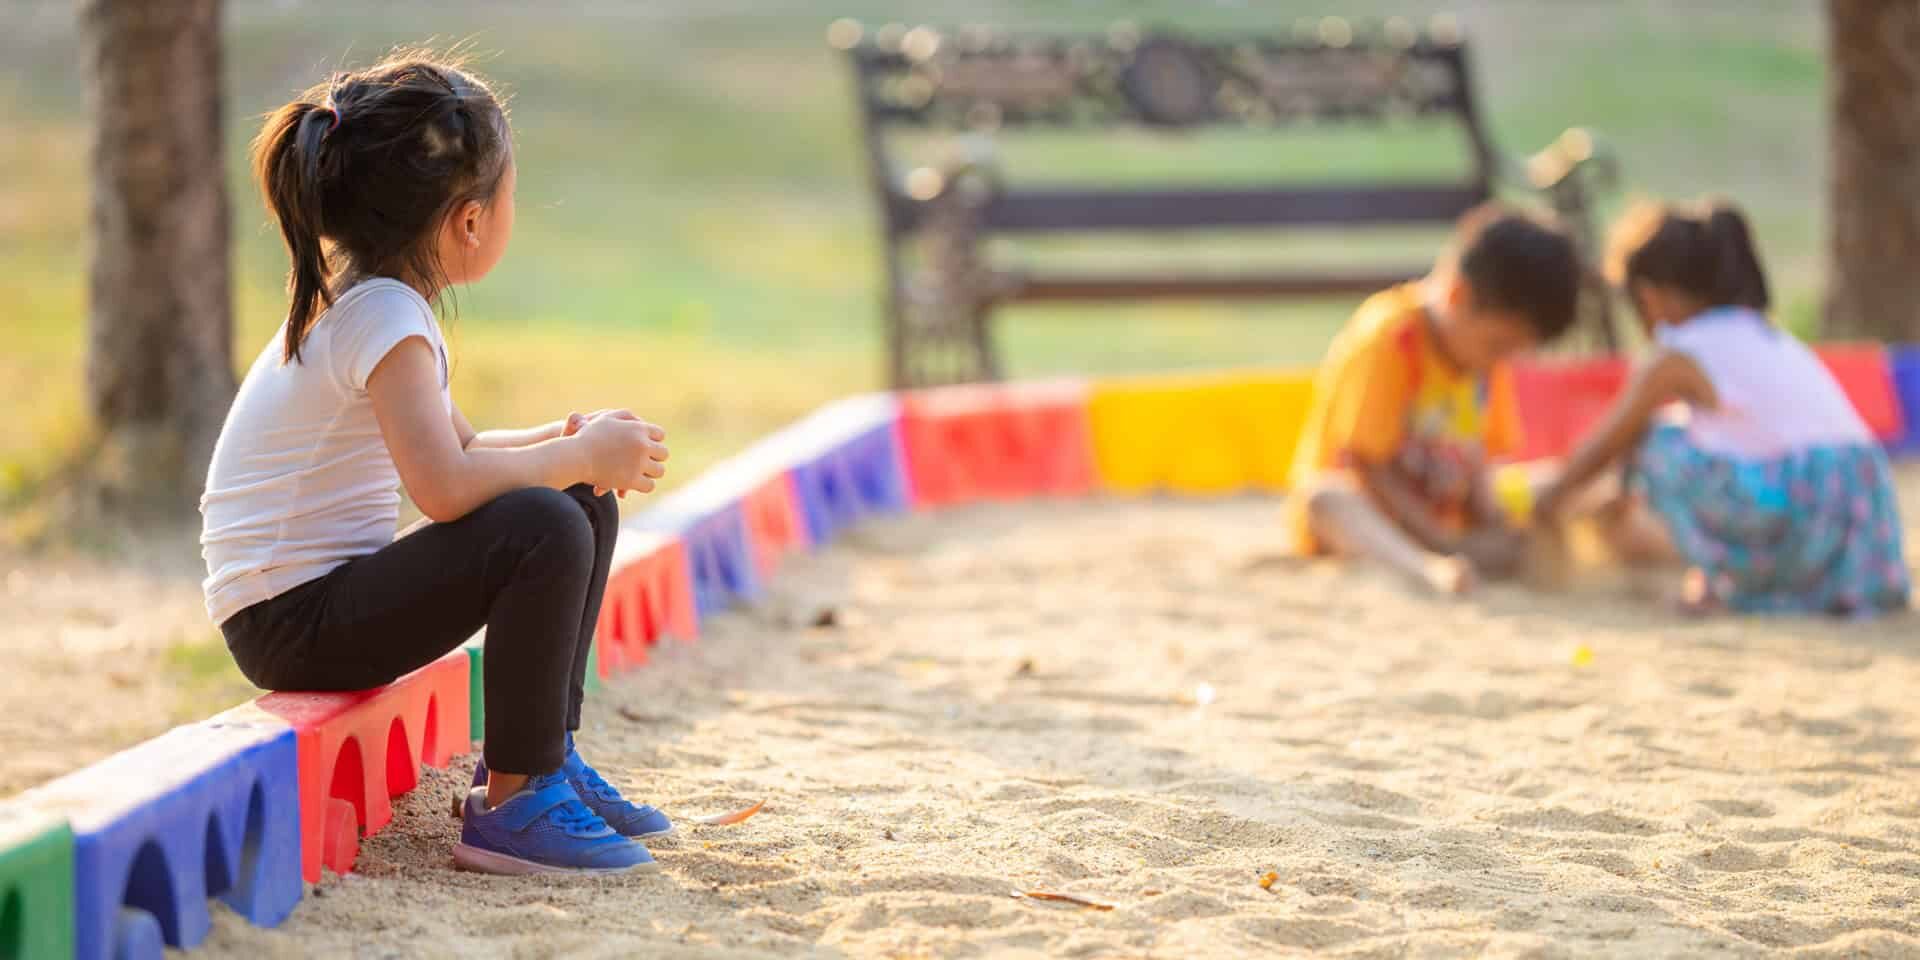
[251,649,469,883]
[742,472,807,576]
[900,379,1096,508]
[595,531,698,677]
[1817,344,1905,442]
[1509,356,1629,461]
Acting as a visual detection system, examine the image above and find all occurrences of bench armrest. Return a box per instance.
[1505,126,1619,196]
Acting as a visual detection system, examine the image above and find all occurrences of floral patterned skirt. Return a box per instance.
[1633,423,1910,615]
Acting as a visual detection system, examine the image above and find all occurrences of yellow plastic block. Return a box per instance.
[1088,371,1316,495]
[1492,461,1537,526]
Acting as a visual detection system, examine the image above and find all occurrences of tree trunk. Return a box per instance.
[78,0,233,515]
[1824,0,1920,341]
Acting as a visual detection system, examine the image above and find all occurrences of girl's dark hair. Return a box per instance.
[250,51,511,363]
[1605,198,1770,313]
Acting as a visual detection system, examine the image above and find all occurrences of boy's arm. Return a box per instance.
[1352,458,1461,554]
[1466,461,1513,530]
[1467,365,1523,529]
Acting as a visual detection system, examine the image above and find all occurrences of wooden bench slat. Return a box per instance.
[891,183,1490,234]
[1002,269,1424,303]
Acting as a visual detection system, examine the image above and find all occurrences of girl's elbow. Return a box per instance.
[417,500,465,524]
[407,479,468,524]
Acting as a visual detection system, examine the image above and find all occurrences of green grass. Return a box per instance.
[161,628,260,725]
[0,0,1827,515]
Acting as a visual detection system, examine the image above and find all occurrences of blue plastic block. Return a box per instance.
[772,394,909,545]
[22,716,304,960]
[680,505,759,616]
[791,424,909,544]
[1888,346,1920,454]
[634,465,762,618]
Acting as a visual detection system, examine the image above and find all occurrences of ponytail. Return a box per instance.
[1605,196,1772,314]
[1703,204,1770,311]
[250,100,338,363]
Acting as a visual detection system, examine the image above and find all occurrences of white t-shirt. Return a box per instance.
[200,278,450,625]
[1656,307,1872,460]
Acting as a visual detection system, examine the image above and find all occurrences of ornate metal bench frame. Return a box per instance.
[837,19,1619,387]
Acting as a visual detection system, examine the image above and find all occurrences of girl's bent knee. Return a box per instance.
[565,483,619,528]
[493,486,595,557]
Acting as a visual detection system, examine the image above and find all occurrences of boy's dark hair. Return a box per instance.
[1605,198,1770,313]
[250,51,511,363]
[1443,203,1582,342]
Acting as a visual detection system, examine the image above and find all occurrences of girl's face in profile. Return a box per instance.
[444,157,516,287]
[1626,280,1703,337]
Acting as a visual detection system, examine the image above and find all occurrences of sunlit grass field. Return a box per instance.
[0,0,1825,515]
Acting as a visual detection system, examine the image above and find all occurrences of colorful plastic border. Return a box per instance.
[3,343,1913,957]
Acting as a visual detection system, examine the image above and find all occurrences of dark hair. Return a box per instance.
[1605,198,1770,313]
[1443,203,1582,342]
[250,51,511,363]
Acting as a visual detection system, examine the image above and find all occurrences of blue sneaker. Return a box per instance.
[453,772,656,875]
[474,736,673,839]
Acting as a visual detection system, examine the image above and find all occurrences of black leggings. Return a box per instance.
[221,484,616,776]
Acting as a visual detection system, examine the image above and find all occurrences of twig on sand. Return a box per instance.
[1012,891,1116,911]
[694,799,765,826]
[617,706,669,724]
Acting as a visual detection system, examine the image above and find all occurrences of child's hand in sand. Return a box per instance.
[1521,524,1577,591]
[1457,526,1527,581]
[1422,553,1477,595]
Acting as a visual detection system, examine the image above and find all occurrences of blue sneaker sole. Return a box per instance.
[452,843,660,876]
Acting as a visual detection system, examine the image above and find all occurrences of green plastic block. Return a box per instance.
[462,637,599,749]
[463,640,485,747]
[0,809,76,960]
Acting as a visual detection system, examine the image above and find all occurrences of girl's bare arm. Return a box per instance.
[1535,350,1714,523]
[368,338,666,522]
[453,406,569,450]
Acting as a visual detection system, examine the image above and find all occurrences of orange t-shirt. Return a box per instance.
[1287,284,1523,553]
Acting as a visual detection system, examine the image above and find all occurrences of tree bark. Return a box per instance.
[1825,0,1920,341]
[78,0,233,515]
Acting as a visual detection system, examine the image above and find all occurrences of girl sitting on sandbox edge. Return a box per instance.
[1284,205,1583,595]
[1533,198,1910,616]
[200,51,671,874]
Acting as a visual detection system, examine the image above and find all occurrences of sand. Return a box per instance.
[181,490,1920,959]
[0,532,221,797]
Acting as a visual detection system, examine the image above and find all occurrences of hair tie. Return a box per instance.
[322,101,342,136]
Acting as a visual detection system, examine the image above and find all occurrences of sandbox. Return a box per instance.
[9,359,1920,959]
[190,491,1920,958]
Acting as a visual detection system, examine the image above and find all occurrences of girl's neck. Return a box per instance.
[1668,303,1758,329]
[336,265,437,302]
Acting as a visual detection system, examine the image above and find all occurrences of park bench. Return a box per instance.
[835,18,1619,387]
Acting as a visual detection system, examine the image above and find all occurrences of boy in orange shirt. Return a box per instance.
[1288,205,1581,594]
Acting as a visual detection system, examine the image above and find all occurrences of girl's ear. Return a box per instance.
[456,198,485,247]
[1627,281,1657,337]
[1629,280,1679,333]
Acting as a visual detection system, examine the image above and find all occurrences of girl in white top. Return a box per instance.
[202,52,669,874]
[1536,199,1908,615]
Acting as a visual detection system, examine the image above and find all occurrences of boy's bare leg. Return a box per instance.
[1302,478,1474,595]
